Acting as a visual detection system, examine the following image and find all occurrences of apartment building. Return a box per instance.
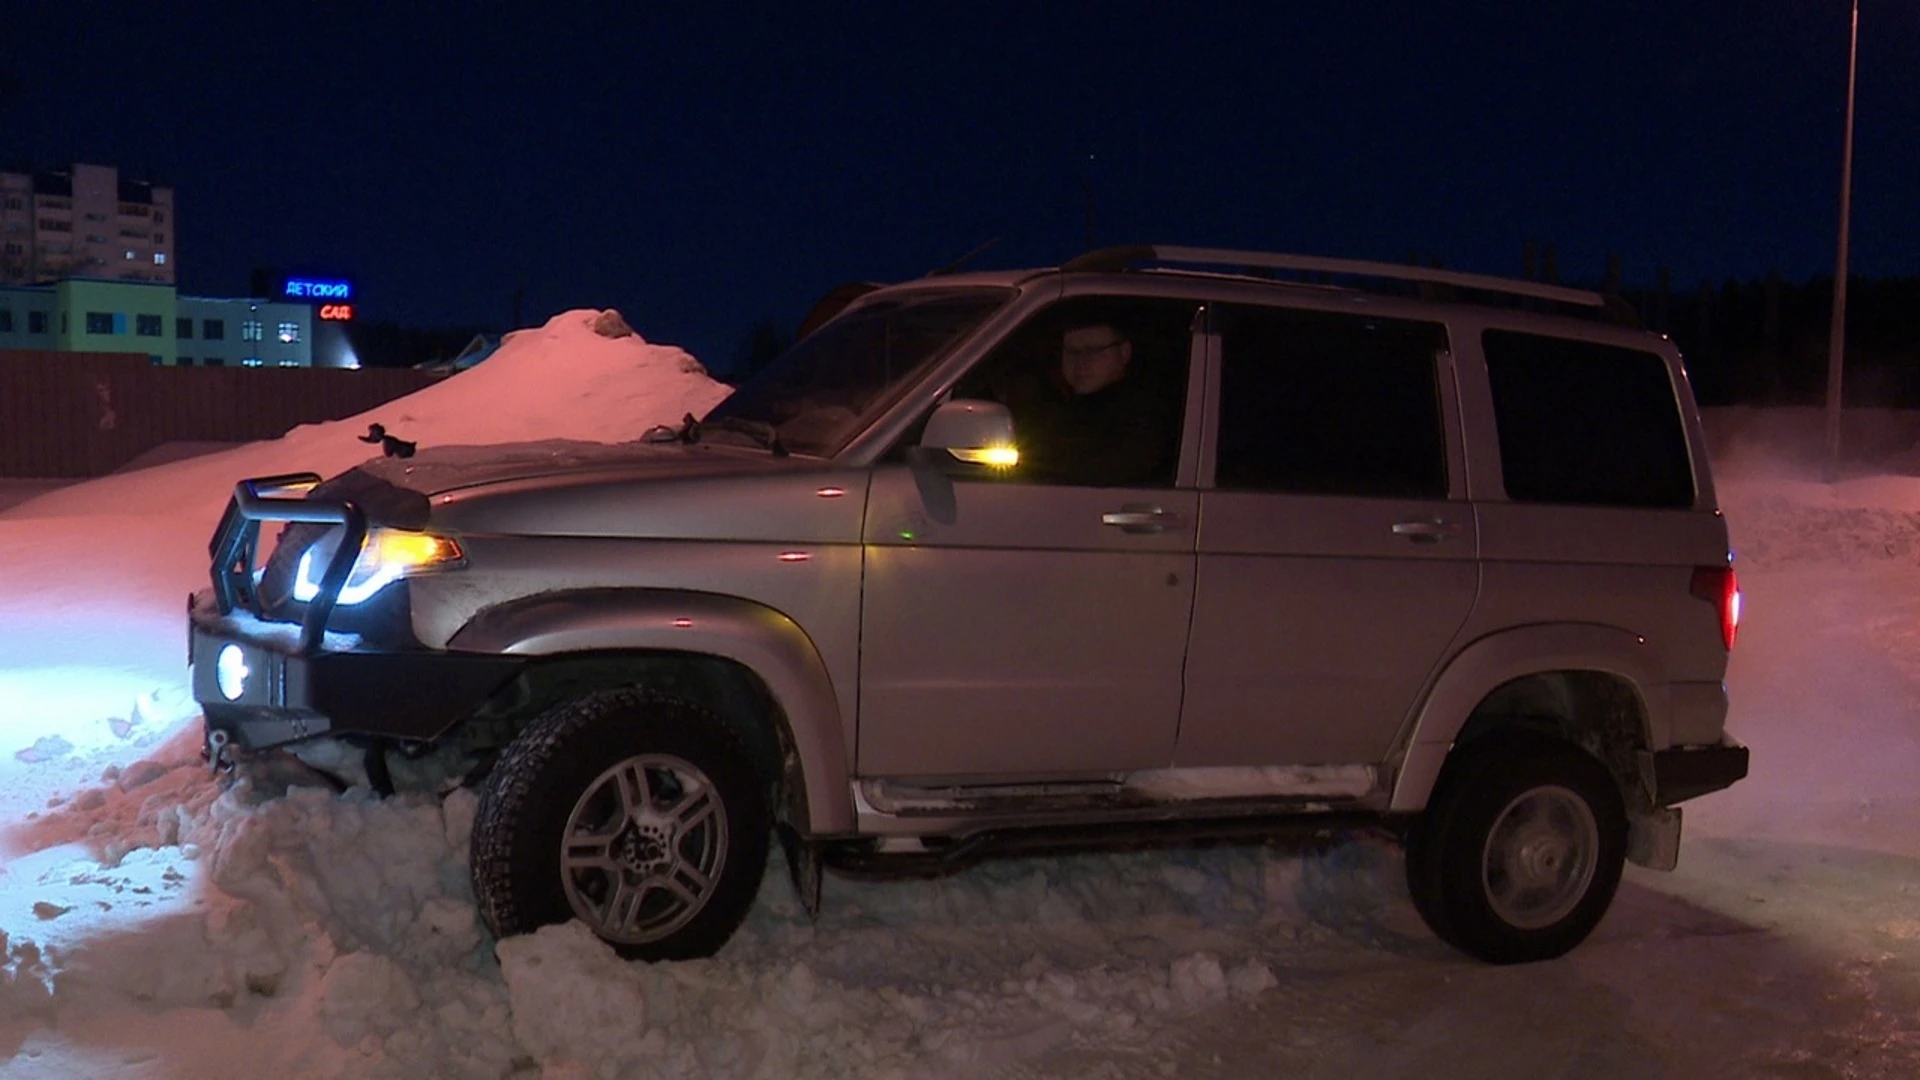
[0,163,175,286]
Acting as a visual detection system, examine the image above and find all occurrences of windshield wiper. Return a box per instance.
[705,416,790,456]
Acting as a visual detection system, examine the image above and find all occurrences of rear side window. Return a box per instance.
[1215,305,1448,498]
[1482,330,1694,508]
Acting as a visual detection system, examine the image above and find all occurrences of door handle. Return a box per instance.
[1102,505,1184,534]
[1392,519,1453,543]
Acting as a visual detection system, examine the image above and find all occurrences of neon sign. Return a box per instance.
[283,278,353,301]
[319,304,355,321]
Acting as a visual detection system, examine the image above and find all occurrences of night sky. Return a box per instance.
[5,1,1915,369]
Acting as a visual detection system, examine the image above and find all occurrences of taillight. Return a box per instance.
[1690,566,1740,650]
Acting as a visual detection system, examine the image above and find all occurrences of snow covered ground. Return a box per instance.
[2,312,1918,1078]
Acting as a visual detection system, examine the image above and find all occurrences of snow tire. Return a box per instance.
[1405,735,1627,965]
[471,686,770,961]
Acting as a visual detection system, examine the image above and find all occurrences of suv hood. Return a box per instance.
[262,438,814,605]
[347,437,801,499]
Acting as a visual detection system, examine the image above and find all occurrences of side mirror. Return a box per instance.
[918,399,1019,468]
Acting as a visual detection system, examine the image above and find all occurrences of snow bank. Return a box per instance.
[2,309,731,526]
[14,741,1352,1078]
[1719,467,1920,568]
[1707,405,1920,566]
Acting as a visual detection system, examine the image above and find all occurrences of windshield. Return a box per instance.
[704,287,1012,457]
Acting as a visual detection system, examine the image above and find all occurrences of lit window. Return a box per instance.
[242,357,263,367]
[124,249,136,260]
[154,252,167,265]
[241,320,263,342]
[277,321,300,344]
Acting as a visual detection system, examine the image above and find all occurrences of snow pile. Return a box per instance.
[4,309,730,526]
[14,730,1354,1077]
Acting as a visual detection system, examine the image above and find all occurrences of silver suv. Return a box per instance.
[188,245,1748,965]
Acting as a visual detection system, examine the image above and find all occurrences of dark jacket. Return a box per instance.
[1005,369,1180,487]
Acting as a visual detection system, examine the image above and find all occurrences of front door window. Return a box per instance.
[955,295,1197,488]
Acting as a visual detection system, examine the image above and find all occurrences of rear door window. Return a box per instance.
[1482,330,1694,508]
[1214,305,1449,498]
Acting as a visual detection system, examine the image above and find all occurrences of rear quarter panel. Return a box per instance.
[1391,311,1733,808]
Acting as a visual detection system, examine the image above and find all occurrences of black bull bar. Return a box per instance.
[207,471,365,652]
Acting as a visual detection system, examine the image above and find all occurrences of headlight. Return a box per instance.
[293,528,464,605]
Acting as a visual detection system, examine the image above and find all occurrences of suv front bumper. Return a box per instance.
[190,473,523,758]
[190,615,524,753]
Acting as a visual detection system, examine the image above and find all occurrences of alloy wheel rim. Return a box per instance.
[560,753,728,944]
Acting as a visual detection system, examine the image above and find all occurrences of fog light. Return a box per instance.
[216,644,250,701]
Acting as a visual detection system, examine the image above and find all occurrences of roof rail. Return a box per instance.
[1062,244,1606,310]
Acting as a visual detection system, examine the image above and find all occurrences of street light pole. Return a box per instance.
[1824,0,1860,482]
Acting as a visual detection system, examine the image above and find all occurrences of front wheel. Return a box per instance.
[1405,737,1627,964]
[470,687,770,961]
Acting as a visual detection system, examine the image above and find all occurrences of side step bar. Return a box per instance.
[821,809,1400,881]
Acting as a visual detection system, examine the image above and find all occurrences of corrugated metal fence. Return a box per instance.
[0,350,446,477]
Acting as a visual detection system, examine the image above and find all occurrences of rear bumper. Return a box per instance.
[191,617,523,751]
[1650,740,1749,806]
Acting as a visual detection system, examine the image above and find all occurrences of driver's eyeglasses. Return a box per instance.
[1062,339,1125,360]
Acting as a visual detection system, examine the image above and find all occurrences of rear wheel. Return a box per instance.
[1405,737,1627,964]
[471,687,770,961]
